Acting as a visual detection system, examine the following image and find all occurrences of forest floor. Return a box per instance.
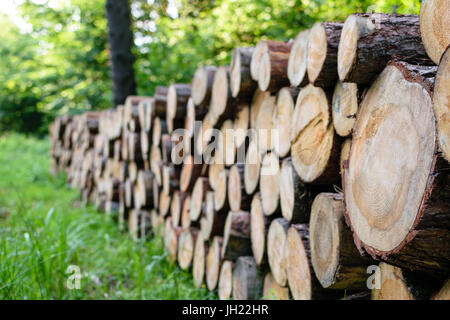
[0,134,215,299]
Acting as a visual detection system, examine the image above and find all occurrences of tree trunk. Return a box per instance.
[105,0,136,106]
[337,13,431,85]
[230,47,257,99]
[307,22,343,88]
[192,66,216,106]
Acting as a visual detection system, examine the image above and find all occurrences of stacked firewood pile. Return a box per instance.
[49,6,450,300]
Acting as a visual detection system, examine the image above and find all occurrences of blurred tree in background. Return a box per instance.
[0,0,420,134]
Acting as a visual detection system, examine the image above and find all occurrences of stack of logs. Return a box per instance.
[49,4,450,300]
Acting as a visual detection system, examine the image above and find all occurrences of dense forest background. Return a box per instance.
[0,0,420,134]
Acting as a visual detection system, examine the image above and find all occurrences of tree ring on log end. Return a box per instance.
[250,193,265,266]
[337,14,359,82]
[288,30,309,87]
[307,22,328,83]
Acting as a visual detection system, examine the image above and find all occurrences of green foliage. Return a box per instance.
[0,134,215,299]
[1,0,420,134]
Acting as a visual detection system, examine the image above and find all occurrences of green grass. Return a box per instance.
[0,133,215,300]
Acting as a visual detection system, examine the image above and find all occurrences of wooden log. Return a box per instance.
[267,218,290,286]
[250,88,271,129]
[218,260,233,300]
[255,94,276,153]
[154,86,168,117]
[137,97,153,132]
[260,152,281,216]
[222,210,252,261]
[344,61,450,275]
[167,84,191,128]
[193,234,209,288]
[232,256,263,300]
[310,193,372,290]
[263,272,290,300]
[285,224,338,299]
[307,22,343,88]
[162,163,180,195]
[195,112,222,157]
[150,209,162,231]
[331,81,360,137]
[280,157,315,223]
[273,87,300,158]
[159,190,171,217]
[177,227,199,270]
[251,40,292,81]
[164,217,182,262]
[230,46,256,99]
[210,66,235,121]
[339,138,351,177]
[228,163,250,212]
[287,29,310,87]
[170,190,185,227]
[372,262,443,300]
[258,44,291,92]
[337,13,431,85]
[140,130,150,160]
[124,178,134,208]
[250,193,270,266]
[180,155,204,192]
[192,65,216,106]
[200,191,226,239]
[139,209,151,239]
[185,97,207,141]
[128,209,140,241]
[208,155,224,191]
[420,0,450,64]
[150,145,162,186]
[217,119,235,166]
[432,46,450,162]
[206,236,223,291]
[180,194,192,229]
[152,178,159,209]
[214,169,229,212]
[233,104,250,153]
[152,117,167,147]
[244,139,262,194]
[137,170,154,208]
[190,177,211,222]
[291,84,341,185]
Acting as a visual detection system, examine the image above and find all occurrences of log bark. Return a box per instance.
[291,84,342,185]
[310,193,373,290]
[228,163,250,212]
[251,40,292,81]
[232,256,264,300]
[307,22,343,88]
[337,13,432,85]
[420,0,450,64]
[154,86,168,117]
[230,47,257,99]
[432,46,450,162]
[288,29,310,87]
[344,61,449,276]
[258,46,291,92]
[180,155,204,192]
[136,170,154,208]
[222,210,252,261]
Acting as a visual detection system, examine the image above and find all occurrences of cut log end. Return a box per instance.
[274,87,297,157]
[232,256,263,300]
[288,29,310,87]
[206,236,223,291]
[371,263,414,300]
[420,0,450,64]
[178,228,197,270]
[244,139,261,194]
[433,46,450,162]
[267,218,289,286]
[332,81,358,137]
[263,272,290,300]
[218,261,233,300]
[307,22,328,83]
[345,64,436,253]
[193,234,207,288]
[260,153,280,216]
[250,193,266,266]
[214,170,227,211]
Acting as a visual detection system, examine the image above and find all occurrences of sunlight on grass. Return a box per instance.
[0,133,215,299]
